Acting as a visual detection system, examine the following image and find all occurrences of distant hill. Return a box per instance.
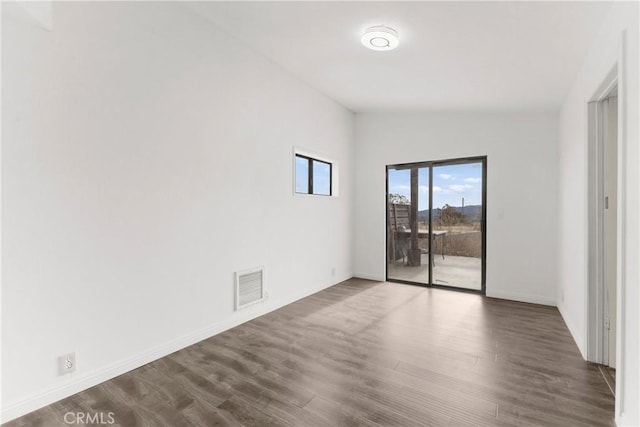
[418,205,482,221]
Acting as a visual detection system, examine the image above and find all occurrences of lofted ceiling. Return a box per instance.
[191,1,612,112]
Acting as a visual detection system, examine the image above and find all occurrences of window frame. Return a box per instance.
[293,148,338,197]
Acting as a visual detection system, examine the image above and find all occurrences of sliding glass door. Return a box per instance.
[431,161,485,291]
[386,167,430,285]
[386,157,486,293]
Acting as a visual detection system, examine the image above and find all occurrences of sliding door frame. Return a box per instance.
[385,155,487,295]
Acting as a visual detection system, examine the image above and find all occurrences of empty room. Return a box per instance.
[1,1,639,426]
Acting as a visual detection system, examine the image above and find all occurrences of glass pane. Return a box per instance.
[312,160,331,195]
[386,167,429,285]
[431,162,483,290]
[295,156,309,193]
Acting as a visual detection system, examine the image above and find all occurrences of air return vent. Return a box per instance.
[235,266,265,310]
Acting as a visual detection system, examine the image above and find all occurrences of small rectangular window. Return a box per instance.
[295,154,333,196]
[312,160,331,196]
[295,156,309,194]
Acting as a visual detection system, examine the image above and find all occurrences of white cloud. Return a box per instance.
[420,185,443,193]
[449,184,474,193]
[464,177,481,183]
[439,173,454,180]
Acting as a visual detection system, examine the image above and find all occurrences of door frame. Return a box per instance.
[385,155,487,295]
[585,32,626,419]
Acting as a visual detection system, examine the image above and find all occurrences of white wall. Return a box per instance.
[1,2,354,421]
[557,2,639,425]
[354,112,559,305]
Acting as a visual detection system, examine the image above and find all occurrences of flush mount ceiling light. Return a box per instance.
[361,25,399,51]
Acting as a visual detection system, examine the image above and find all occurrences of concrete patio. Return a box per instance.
[387,253,481,290]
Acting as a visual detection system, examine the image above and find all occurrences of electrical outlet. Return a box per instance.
[59,352,76,375]
[331,267,336,277]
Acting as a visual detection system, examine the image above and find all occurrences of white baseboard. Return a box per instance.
[352,272,385,282]
[1,276,348,424]
[485,289,556,306]
[557,302,587,359]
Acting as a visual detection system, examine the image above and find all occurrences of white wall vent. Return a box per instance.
[235,266,265,310]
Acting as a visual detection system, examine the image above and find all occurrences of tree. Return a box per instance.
[439,204,465,226]
[388,193,410,205]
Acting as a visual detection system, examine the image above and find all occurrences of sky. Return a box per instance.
[388,162,483,210]
[295,156,331,195]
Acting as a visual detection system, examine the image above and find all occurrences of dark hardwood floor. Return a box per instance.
[598,365,616,397]
[5,279,615,426]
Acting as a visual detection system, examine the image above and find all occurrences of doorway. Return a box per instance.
[587,74,619,395]
[386,156,486,293]
[604,92,618,372]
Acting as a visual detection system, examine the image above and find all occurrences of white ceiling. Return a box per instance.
[191,1,612,112]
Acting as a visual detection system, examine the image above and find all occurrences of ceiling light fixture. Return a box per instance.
[361,25,399,51]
